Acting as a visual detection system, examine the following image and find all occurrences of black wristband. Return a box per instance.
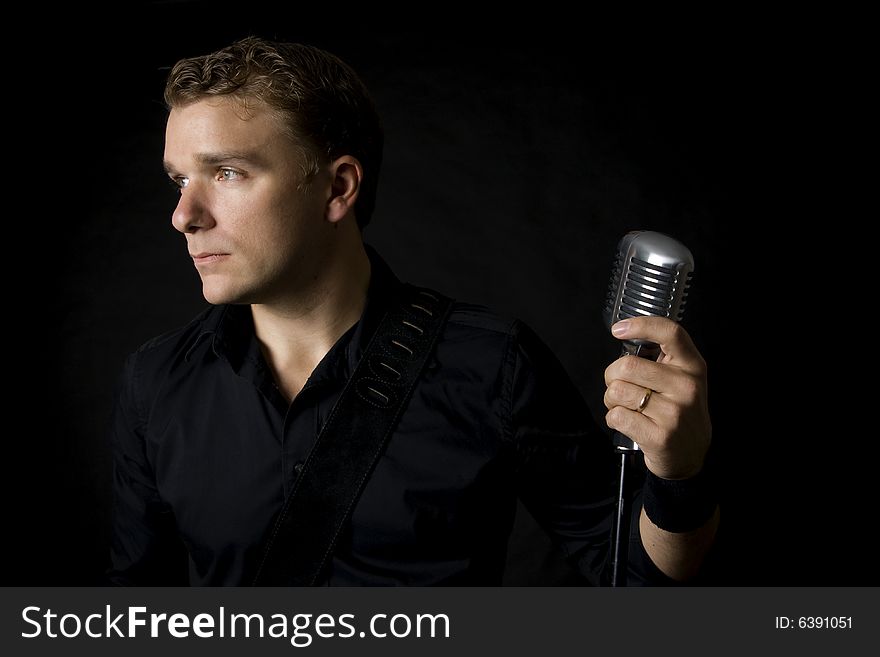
[642,465,718,533]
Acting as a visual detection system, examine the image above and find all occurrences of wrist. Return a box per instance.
[642,462,718,533]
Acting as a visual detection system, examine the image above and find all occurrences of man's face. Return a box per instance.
[163,98,328,305]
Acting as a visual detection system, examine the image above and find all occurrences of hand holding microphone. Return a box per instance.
[604,316,711,480]
[602,231,711,480]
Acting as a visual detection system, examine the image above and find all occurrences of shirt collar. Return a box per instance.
[184,242,404,385]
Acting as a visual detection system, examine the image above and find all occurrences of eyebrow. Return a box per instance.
[163,151,267,175]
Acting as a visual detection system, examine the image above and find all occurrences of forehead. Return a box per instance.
[164,98,289,160]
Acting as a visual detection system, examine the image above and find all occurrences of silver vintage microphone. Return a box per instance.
[603,230,694,586]
[603,230,695,452]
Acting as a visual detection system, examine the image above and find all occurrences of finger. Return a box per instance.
[605,404,660,448]
[604,379,656,413]
[604,379,677,423]
[604,352,668,392]
[605,354,703,408]
[605,356,706,407]
[610,317,706,375]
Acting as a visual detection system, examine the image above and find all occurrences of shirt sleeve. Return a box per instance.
[503,319,678,586]
[106,351,188,585]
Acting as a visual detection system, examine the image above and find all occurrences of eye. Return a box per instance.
[218,168,242,182]
[168,176,189,193]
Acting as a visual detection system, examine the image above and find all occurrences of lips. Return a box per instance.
[190,252,230,265]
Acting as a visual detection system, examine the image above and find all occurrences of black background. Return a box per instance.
[10,3,860,585]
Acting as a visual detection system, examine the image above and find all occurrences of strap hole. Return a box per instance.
[410,303,434,317]
[390,339,413,356]
[401,319,424,334]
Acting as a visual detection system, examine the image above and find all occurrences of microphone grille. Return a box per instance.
[603,231,695,328]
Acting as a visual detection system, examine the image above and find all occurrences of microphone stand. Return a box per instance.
[609,438,643,586]
[609,341,659,587]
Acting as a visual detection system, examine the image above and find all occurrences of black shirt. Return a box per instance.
[107,243,671,586]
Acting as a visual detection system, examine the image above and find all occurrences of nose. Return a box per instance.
[171,183,215,234]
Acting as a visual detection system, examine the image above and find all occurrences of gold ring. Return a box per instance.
[637,387,653,413]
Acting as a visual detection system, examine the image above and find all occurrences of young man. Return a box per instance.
[108,36,719,586]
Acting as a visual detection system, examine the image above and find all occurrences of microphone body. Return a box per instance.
[603,231,694,451]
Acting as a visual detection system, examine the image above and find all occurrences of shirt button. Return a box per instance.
[294,462,304,475]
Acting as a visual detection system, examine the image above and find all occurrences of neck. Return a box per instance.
[250,239,371,398]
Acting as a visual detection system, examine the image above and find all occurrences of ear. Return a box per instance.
[326,155,363,224]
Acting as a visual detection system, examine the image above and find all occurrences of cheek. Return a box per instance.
[220,181,317,254]
[231,205,303,264]
[225,194,287,238]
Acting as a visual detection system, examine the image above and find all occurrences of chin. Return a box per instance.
[200,279,253,306]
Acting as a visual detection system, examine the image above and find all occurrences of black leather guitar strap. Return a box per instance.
[252,284,454,585]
